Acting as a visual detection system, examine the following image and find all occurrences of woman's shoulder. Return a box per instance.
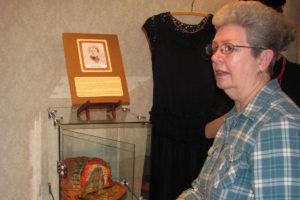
[263,91,300,125]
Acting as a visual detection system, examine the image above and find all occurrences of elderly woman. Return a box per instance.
[177,1,300,200]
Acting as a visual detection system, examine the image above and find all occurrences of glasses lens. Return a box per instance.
[221,43,235,54]
[205,44,214,55]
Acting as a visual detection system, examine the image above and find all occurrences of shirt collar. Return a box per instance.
[227,79,281,121]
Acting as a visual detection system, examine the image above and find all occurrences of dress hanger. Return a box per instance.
[171,0,209,17]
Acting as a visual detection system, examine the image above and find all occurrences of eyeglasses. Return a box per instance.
[205,43,267,56]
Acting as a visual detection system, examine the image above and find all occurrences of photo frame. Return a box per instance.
[78,39,112,72]
[62,33,129,106]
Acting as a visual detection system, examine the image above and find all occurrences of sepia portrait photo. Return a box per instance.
[77,39,112,72]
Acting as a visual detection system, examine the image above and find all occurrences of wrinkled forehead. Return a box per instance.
[213,24,248,45]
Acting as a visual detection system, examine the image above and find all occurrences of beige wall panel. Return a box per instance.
[283,0,300,63]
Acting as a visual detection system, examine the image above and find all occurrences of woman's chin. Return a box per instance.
[216,81,229,90]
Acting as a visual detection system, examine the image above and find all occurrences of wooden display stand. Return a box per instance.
[77,101,121,120]
[62,33,129,119]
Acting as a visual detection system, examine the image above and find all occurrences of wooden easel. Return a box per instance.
[77,101,121,120]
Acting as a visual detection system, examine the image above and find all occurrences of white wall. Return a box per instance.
[0,0,298,199]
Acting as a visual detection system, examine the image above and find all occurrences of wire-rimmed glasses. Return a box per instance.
[205,43,267,56]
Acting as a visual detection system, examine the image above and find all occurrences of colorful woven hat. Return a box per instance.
[60,156,127,200]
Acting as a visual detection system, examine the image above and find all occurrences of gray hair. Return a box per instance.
[212,1,296,70]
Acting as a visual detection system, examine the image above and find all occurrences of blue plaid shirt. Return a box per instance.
[180,80,300,199]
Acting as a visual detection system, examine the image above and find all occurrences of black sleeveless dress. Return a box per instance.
[143,12,232,200]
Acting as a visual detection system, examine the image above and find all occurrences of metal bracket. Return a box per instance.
[47,108,63,126]
[121,107,147,121]
[57,161,67,177]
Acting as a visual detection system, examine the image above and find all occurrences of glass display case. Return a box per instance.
[46,107,151,200]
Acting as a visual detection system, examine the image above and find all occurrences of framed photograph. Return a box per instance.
[62,33,129,106]
[78,39,112,72]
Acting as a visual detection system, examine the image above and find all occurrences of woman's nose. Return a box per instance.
[211,49,222,63]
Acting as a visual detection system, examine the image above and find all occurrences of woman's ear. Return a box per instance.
[258,49,274,72]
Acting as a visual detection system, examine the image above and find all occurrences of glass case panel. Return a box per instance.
[46,107,151,200]
[59,129,135,200]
